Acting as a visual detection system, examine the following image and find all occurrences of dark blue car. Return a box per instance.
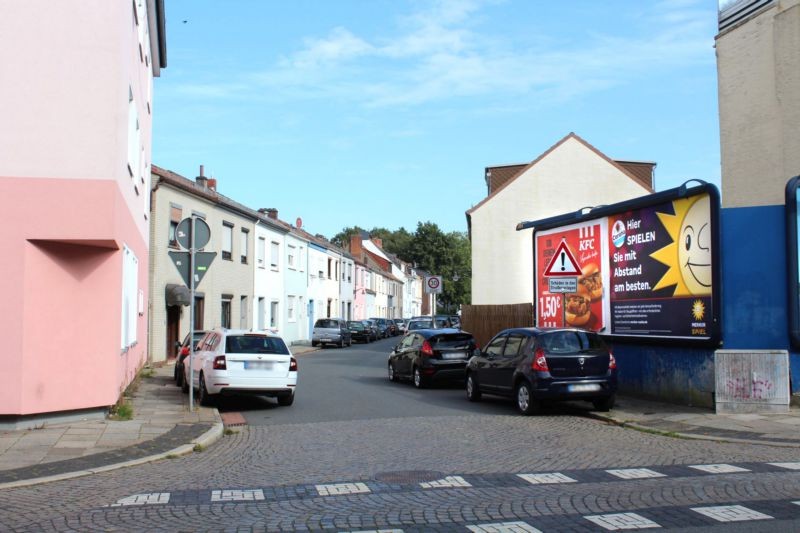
[465,327,617,415]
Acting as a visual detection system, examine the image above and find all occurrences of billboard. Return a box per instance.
[527,182,721,344]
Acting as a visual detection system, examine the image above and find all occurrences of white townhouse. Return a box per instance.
[340,252,355,320]
[402,265,423,318]
[283,228,310,344]
[252,208,288,335]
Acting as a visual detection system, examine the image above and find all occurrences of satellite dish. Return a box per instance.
[296,217,303,228]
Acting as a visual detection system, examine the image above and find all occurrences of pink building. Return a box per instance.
[0,1,167,426]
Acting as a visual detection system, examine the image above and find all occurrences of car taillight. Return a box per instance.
[609,352,617,370]
[531,347,549,372]
[213,355,227,370]
[421,340,434,357]
[290,357,298,371]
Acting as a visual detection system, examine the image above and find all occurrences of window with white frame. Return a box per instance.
[127,87,140,179]
[288,295,296,321]
[287,245,296,269]
[240,228,248,264]
[270,241,279,270]
[240,296,248,329]
[270,301,279,328]
[121,245,139,349]
[257,237,265,268]
[222,222,233,260]
[299,247,305,271]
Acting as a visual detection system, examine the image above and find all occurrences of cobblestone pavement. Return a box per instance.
[2,414,800,531]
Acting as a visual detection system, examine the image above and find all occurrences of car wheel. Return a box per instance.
[312,341,318,347]
[338,338,344,348]
[388,362,399,382]
[515,381,540,416]
[277,394,294,406]
[466,372,481,402]
[181,373,189,394]
[592,394,615,412]
[347,337,352,347]
[198,373,215,407]
[413,366,426,389]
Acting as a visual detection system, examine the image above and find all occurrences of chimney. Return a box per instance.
[373,238,383,248]
[208,177,217,191]
[350,235,363,258]
[196,165,208,188]
[266,208,278,219]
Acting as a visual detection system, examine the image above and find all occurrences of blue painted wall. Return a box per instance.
[614,205,799,406]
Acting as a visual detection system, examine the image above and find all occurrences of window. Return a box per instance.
[221,296,232,328]
[240,228,248,264]
[503,335,525,357]
[287,245,296,269]
[168,205,181,248]
[299,247,305,271]
[485,335,506,357]
[270,301,279,328]
[270,241,279,270]
[240,296,247,329]
[222,222,233,260]
[127,87,140,179]
[257,297,265,330]
[257,237,265,268]
[288,295,296,321]
[327,258,332,279]
[121,245,139,349]
[347,263,352,282]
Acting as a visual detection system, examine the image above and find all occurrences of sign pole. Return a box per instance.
[188,217,196,411]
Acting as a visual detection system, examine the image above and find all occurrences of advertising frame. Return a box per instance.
[785,176,800,349]
[519,181,722,346]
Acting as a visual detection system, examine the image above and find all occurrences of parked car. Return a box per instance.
[174,330,208,388]
[312,318,352,348]
[407,318,433,331]
[465,327,617,415]
[387,328,478,388]
[369,318,396,338]
[362,319,380,341]
[393,318,407,335]
[434,315,454,328]
[182,329,297,406]
[348,320,373,343]
[449,315,462,329]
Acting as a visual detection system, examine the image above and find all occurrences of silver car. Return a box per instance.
[312,318,352,348]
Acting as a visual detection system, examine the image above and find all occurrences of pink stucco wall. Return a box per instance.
[0,178,147,414]
[0,1,157,416]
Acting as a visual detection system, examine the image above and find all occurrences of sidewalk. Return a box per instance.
[2,347,798,488]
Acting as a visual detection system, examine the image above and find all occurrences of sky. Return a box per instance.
[153,0,722,240]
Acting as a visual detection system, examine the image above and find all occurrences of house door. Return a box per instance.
[308,300,314,340]
[194,296,205,329]
[166,305,181,360]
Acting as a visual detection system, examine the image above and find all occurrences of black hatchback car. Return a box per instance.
[388,328,478,388]
[348,321,373,343]
[465,327,617,415]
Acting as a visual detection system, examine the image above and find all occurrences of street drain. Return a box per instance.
[374,470,444,483]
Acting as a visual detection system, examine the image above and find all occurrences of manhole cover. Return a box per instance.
[374,470,444,483]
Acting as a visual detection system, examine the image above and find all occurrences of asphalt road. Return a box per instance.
[3,340,800,531]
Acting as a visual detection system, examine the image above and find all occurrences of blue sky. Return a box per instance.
[153,0,721,239]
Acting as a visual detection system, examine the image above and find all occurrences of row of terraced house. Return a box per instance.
[149,165,429,365]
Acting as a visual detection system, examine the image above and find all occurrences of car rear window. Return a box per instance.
[538,331,606,354]
[225,335,290,355]
[315,319,338,328]
[348,321,364,329]
[430,333,475,348]
[408,320,432,330]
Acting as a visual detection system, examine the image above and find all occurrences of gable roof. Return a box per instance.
[465,132,655,217]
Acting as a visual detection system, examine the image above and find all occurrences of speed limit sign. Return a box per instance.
[425,275,442,294]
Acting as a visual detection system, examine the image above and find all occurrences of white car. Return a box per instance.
[183,329,297,406]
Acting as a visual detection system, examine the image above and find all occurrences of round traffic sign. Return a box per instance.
[176,216,211,250]
[427,276,440,289]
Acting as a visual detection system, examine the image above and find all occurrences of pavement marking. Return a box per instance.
[769,462,800,470]
[467,521,542,533]
[315,482,370,496]
[606,468,666,480]
[688,463,750,474]
[584,512,661,530]
[691,505,772,522]
[109,493,170,507]
[211,489,264,502]
[517,473,577,485]
[420,475,471,489]
[340,530,404,533]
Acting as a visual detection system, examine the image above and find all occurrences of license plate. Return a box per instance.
[442,352,466,360]
[244,361,273,370]
[568,383,601,392]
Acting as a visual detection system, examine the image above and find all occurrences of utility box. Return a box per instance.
[714,350,790,414]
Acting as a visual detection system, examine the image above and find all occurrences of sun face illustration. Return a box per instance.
[692,299,705,321]
[650,195,712,296]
